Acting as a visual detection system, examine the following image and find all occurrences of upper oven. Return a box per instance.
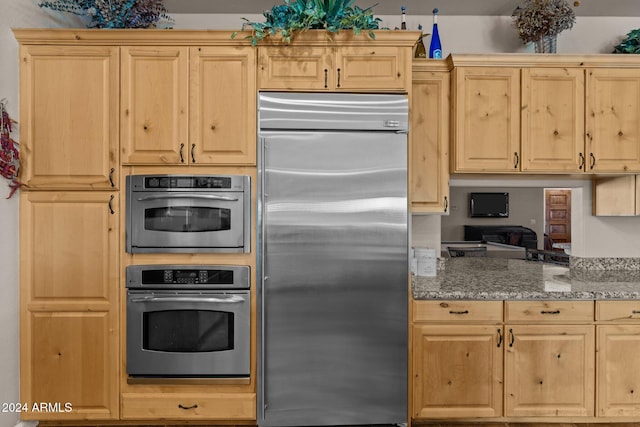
[126,174,250,253]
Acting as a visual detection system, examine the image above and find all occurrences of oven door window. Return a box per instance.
[144,207,231,233]
[143,310,234,352]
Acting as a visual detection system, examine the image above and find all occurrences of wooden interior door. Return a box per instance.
[545,189,571,244]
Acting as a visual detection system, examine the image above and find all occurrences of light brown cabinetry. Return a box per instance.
[521,68,585,172]
[19,45,119,189]
[411,60,450,213]
[505,301,595,417]
[412,299,596,422]
[452,66,521,172]
[257,31,417,92]
[412,300,503,418]
[588,68,640,172]
[592,175,640,216]
[121,45,256,165]
[451,55,640,174]
[20,191,119,421]
[596,301,640,417]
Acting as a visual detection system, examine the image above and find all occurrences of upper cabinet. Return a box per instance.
[121,45,256,165]
[451,55,640,174]
[411,60,451,213]
[19,45,119,189]
[587,68,640,172]
[257,31,418,92]
[452,66,521,172]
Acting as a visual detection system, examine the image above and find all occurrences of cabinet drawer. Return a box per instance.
[121,392,256,420]
[413,300,503,322]
[505,300,594,322]
[597,300,640,321]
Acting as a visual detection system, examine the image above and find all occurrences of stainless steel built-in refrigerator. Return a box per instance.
[258,92,408,427]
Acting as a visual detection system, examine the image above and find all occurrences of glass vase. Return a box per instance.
[535,34,557,53]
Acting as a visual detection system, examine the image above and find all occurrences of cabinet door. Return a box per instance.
[521,68,585,172]
[121,47,189,164]
[335,46,409,91]
[411,68,449,212]
[452,67,521,172]
[19,45,119,189]
[190,46,256,165]
[598,325,640,417]
[505,325,595,417]
[412,325,503,418]
[588,68,640,172]
[20,191,119,420]
[258,46,332,90]
[592,175,640,216]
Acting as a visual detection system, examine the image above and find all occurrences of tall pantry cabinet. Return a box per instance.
[17,40,120,420]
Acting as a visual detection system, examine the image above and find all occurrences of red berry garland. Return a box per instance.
[0,99,22,198]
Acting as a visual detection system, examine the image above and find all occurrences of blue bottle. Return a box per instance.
[429,8,442,59]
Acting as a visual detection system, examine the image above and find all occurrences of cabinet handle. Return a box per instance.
[178,403,198,410]
[324,69,328,89]
[541,309,561,315]
[108,195,115,215]
[578,152,585,170]
[191,144,196,163]
[632,310,640,315]
[444,196,448,212]
[449,310,469,315]
[109,168,115,187]
[513,152,519,169]
[497,328,503,348]
[590,153,596,170]
[337,68,341,88]
[179,143,185,163]
[509,328,514,347]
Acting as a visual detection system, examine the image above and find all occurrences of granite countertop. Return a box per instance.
[412,258,640,300]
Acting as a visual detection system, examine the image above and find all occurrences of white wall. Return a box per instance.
[1,5,640,426]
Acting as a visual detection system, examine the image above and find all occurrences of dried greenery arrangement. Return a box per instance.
[39,0,174,29]
[0,100,22,199]
[613,29,640,54]
[234,0,381,45]
[512,0,576,45]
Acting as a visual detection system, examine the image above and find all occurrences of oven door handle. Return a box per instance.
[136,194,239,202]
[129,295,246,304]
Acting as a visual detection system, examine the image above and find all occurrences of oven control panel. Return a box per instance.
[126,265,250,289]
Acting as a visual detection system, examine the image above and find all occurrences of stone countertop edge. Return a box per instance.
[412,257,640,301]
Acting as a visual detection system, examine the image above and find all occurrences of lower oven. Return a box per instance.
[126,264,250,378]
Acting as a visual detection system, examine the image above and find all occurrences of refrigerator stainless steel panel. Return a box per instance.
[258,93,408,427]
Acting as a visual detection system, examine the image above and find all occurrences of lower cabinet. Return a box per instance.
[121,393,256,420]
[596,301,640,417]
[412,299,597,422]
[20,191,119,420]
[505,324,595,417]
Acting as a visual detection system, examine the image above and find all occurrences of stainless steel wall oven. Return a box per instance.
[126,265,250,378]
[126,174,250,253]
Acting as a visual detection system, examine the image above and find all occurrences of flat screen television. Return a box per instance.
[470,192,509,218]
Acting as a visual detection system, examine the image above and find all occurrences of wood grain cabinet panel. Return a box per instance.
[120,46,189,164]
[411,63,450,213]
[412,324,503,418]
[19,45,119,189]
[121,393,256,420]
[505,324,595,417]
[588,68,640,172]
[521,67,585,172]
[452,67,521,172]
[20,191,119,420]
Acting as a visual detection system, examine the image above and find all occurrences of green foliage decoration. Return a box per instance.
[613,29,640,54]
[232,0,381,45]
